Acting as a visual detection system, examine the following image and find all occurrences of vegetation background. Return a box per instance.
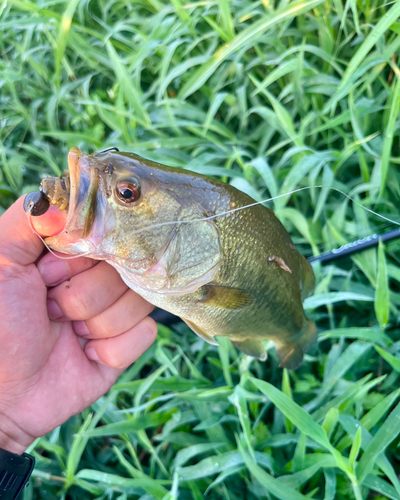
[1,0,400,498]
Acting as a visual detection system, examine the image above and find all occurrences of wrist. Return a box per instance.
[0,412,34,455]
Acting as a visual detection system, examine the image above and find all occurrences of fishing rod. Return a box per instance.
[308,227,400,264]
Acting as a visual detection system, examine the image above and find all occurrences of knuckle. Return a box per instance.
[69,257,96,276]
[98,344,126,369]
[59,283,93,320]
[90,315,114,337]
[142,317,158,340]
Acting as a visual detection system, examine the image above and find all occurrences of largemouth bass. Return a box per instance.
[33,147,317,369]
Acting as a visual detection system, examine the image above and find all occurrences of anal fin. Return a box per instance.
[183,319,218,346]
[276,318,317,369]
[232,339,267,361]
[276,344,304,370]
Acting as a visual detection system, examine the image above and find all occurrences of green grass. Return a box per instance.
[2,0,400,498]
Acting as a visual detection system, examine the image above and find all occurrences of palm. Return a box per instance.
[0,258,120,439]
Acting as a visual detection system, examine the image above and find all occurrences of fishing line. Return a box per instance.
[127,185,400,236]
[26,184,400,262]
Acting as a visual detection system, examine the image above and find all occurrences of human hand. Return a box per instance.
[0,197,157,454]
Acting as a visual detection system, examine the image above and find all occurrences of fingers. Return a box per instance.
[37,251,98,287]
[0,198,66,267]
[47,261,128,321]
[85,317,158,369]
[73,289,154,338]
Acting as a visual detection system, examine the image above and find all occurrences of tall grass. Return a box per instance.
[1,0,400,498]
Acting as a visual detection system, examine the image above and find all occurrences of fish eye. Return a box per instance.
[115,178,141,204]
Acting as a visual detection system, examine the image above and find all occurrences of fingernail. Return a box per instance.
[47,299,63,320]
[73,320,90,337]
[40,261,68,286]
[86,347,100,362]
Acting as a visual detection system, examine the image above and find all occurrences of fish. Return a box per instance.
[36,147,317,369]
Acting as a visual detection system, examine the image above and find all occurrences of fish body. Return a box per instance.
[41,147,316,368]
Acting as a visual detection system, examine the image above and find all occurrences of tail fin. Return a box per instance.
[276,319,317,370]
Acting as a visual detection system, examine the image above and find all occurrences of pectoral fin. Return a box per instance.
[183,319,218,346]
[232,339,267,361]
[199,284,253,309]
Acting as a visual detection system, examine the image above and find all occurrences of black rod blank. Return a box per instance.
[307,228,400,264]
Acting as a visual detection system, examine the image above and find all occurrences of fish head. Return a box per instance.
[43,148,224,294]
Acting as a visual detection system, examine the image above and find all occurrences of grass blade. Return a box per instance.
[250,377,331,450]
[179,0,325,98]
[106,42,150,128]
[55,0,80,87]
[375,240,390,330]
[324,1,400,111]
[356,402,400,484]
[380,77,400,197]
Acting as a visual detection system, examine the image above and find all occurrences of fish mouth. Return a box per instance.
[43,147,103,255]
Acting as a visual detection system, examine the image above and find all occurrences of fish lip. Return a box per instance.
[66,146,82,223]
[44,147,100,254]
[62,146,95,236]
[67,148,82,221]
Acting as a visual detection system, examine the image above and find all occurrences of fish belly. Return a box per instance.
[114,272,315,370]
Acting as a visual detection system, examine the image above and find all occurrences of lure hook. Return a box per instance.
[95,147,120,154]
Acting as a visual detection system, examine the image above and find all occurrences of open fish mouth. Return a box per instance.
[24,147,80,217]
[24,147,106,255]
[40,147,87,222]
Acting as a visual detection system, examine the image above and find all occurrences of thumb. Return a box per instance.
[0,197,67,266]
[31,205,67,238]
